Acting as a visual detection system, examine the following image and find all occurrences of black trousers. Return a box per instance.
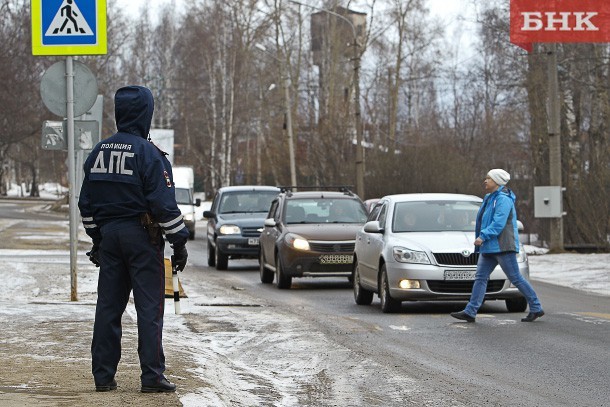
[92,219,166,386]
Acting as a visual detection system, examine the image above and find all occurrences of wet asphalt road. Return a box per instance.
[185,222,610,407]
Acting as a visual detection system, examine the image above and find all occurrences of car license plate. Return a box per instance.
[248,238,259,245]
[444,270,476,280]
[319,254,353,264]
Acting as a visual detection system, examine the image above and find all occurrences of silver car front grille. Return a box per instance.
[433,252,479,266]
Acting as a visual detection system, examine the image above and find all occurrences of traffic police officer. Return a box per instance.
[78,86,189,393]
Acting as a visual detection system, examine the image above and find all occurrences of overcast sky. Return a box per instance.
[113,0,477,58]
[114,0,471,22]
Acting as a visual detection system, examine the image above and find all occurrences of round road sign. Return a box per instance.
[40,60,98,117]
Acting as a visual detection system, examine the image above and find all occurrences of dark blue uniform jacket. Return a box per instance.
[78,86,188,247]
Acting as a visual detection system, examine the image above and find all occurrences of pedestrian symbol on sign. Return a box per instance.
[45,0,93,36]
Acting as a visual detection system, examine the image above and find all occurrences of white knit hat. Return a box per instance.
[488,169,510,186]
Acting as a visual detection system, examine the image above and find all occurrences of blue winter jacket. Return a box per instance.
[475,186,519,253]
[78,86,188,247]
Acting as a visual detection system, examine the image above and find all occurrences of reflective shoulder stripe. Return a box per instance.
[84,224,98,229]
[158,214,183,228]
[82,217,94,222]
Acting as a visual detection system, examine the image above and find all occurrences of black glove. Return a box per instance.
[172,244,188,271]
[86,244,100,267]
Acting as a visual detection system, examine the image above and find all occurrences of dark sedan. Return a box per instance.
[259,189,368,289]
[204,185,280,270]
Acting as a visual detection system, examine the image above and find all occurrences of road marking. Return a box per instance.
[562,312,610,325]
[579,312,610,320]
[389,325,411,331]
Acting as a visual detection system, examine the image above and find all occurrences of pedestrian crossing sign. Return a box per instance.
[31,0,107,55]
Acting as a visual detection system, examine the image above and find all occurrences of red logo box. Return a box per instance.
[510,0,610,51]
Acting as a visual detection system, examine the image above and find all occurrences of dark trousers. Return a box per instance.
[92,219,166,385]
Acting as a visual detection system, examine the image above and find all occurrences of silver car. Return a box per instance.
[353,193,530,313]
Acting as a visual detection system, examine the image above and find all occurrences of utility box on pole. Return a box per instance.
[534,186,564,218]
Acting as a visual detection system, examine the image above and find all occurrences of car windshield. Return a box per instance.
[392,200,481,232]
[219,191,278,214]
[174,188,192,205]
[285,198,368,224]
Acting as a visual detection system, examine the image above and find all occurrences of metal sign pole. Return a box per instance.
[66,56,78,301]
[34,0,106,302]
[547,44,564,252]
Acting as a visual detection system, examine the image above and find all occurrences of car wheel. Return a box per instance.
[215,243,229,270]
[506,297,527,312]
[260,250,274,284]
[380,265,401,313]
[353,260,373,305]
[207,240,216,267]
[275,253,292,289]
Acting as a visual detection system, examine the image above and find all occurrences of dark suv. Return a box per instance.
[259,187,368,289]
[204,186,280,270]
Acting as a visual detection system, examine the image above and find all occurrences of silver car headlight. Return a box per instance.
[393,246,430,264]
[285,233,310,251]
[183,213,194,221]
[219,224,241,235]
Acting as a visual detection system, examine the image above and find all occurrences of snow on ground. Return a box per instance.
[526,251,610,297]
[0,246,417,406]
[6,182,68,200]
[7,183,212,221]
[1,244,609,406]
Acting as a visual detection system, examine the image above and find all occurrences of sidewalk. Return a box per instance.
[0,249,184,406]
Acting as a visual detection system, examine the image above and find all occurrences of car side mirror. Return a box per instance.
[264,218,277,227]
[203,210,215,219]
[363,220,383,233]
[195,198,201,207]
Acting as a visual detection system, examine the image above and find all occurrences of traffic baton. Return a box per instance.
[171,255,181,314]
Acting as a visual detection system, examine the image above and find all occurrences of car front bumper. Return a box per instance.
[216,235,260,258]
[279,248,354,277]
[384,261,529,301]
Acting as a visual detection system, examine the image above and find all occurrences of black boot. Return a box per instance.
[450,310,475,322]
[141,377,176,393]
[95,379,117,392]
[521,310,545,322]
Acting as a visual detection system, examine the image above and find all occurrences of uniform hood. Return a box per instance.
[114,86,154,138]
